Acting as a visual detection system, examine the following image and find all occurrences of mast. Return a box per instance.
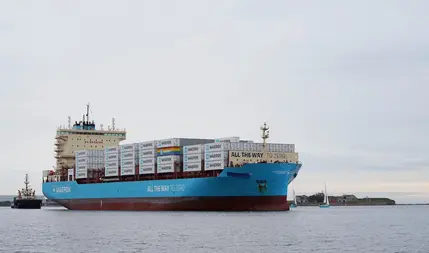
[86,102,90,123]
[293,189,297,205]
[260,122,270,161]
[324,181,329,205]
[24,173,29,194]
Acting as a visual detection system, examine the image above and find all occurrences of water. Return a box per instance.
[0,205,427,253]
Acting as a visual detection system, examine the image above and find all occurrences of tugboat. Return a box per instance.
[11,174,42,209]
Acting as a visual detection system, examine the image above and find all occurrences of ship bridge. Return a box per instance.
[53,104,127,174]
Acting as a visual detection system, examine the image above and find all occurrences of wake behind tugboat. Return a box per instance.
[11,174,42,209]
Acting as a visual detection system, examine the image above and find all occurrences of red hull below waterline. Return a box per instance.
[54,196,290,211]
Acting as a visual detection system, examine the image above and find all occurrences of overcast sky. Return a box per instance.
[0,1,428,203]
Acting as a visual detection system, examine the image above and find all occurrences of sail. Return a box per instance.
[293,189,297,205]
[324,182,329,205]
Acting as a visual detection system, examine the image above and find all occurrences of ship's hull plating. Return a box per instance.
[55,196,289,211]
[43,163,301,211]
[11,199,42,209]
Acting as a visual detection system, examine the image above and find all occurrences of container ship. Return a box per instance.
[42,105,302,211]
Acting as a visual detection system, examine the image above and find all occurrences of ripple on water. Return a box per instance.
[0,206,428,253]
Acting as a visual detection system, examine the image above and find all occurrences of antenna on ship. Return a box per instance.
[112,117,116,131]
[68,116,71,129]
[261,122,270,145]
[260,122,270,161]
[100,124,104,130]
[86,102,90,123]
[24,174,29,196]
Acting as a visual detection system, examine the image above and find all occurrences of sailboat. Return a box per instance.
[290,189,297,208]
[319,182,330,208]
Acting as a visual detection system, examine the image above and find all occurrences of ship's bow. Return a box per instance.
[216,162,302,211]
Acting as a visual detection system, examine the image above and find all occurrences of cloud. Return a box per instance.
[0,0,428,200]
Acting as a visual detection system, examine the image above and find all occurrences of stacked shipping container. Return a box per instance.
[121,143,139,176]
[74,137,297,179]
[139,141,157,174]
[214,136,240,143]
[75,150,104,179]
[223,142,294,153]
[204,142,229,171]
[156,138,181,173]
[105,146,120,177]
[183,144,204,172]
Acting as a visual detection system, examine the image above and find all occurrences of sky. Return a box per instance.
[0,0,428,204]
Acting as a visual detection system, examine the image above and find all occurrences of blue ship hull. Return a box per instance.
[42,163,301,211]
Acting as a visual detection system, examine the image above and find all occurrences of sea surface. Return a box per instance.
[0,205,427,253]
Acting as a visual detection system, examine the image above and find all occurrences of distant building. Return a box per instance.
[296,195,309,204]
[336,194,358,203]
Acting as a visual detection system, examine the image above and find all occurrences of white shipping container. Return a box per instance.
[105,146,119,153]
[139,149,156,157]
[205,151,228,162]
[105,153,119,161]
[272,144,280,152]
[121,159,135,167]
[183,162,202,172]
[156,138,180,148]
[284,144,290,152]
[157,155,180,164]
[250,143,258,151]
[105,168,119,177]
[157,163,175,173]
[105,166,119,172]
[243,142,251,151]
[121,165,135,176]
[222,142,232,151]
[140,157,156,166]
[105,160,119,168]
[204,142,229,153]
[121,152,135,160]
[76,157,88,164]
[75,170,87,179]
[183,144,204,155]
[121,143,139,152]
[204,160,226,171]
[76,164,87,171]
[214,136,240,143]
[227,142,273,152]
[139,164,155,175]
[266,144,278,152]
[75,150,88,157]
[184,153,202,163]
[139,141,157,150]
[229,142,244,151]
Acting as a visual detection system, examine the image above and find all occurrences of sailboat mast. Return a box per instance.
[324,182,329,205]
[293,189,297,205]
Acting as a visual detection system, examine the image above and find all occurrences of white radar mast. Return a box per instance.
[260,122,270,162]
